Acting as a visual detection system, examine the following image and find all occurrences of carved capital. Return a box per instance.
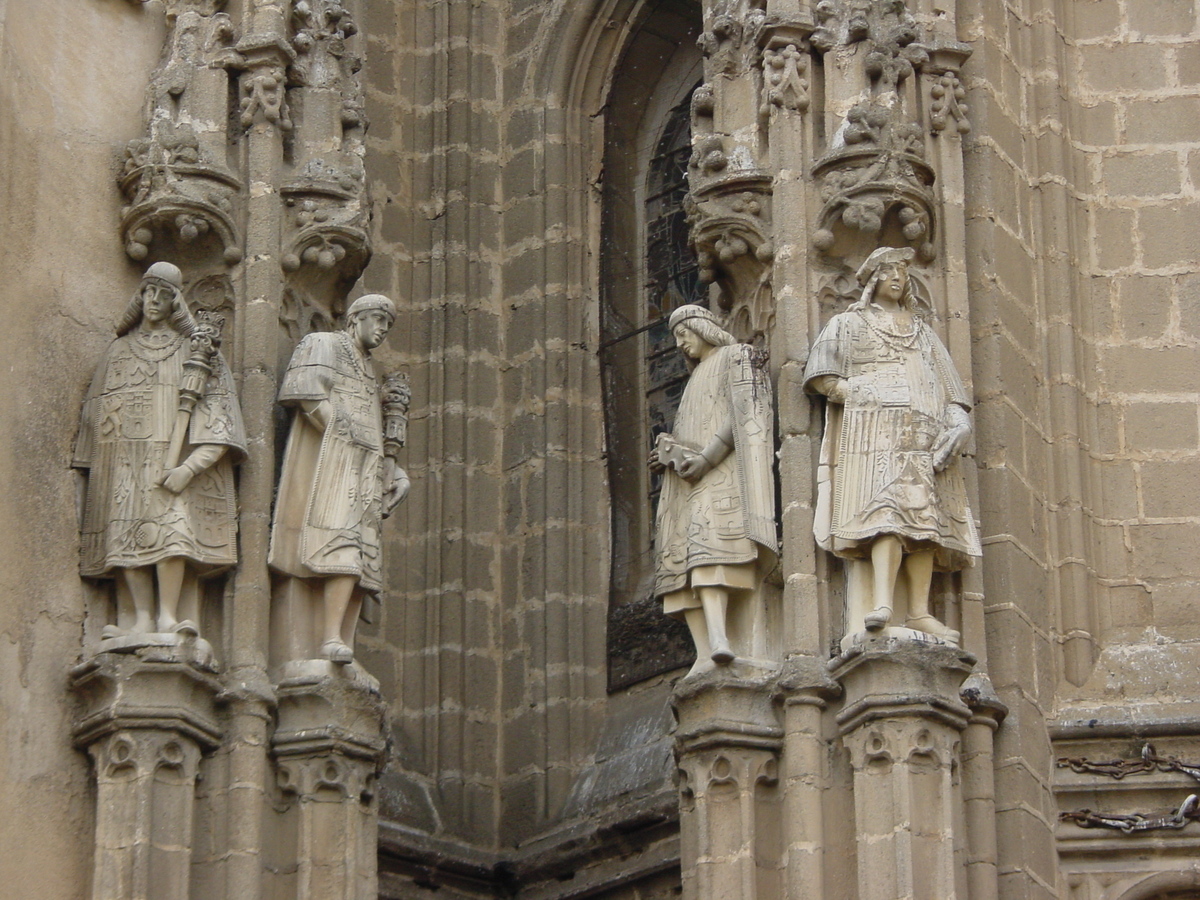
[277,752,377,803]
[273,666,388,770]
[829,637,976,736]
[70,649,223,752]
[841,716,960,772]
[677,745,779,801]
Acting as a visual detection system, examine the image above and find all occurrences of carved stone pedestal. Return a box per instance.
[70,645,222,900]
[273,663,388,900]
[830,639,976,900]
[673,668,783,900]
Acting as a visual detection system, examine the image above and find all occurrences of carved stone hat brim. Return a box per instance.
[855,246,916,286]
[667,303,719,331]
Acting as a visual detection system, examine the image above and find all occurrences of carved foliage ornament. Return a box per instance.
[930,70,970,134]
[761,44,810,117]
[119,2,242,266]
[812,101,935,258]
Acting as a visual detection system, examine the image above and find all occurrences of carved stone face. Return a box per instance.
[349,309,393,351]
[874,263,908,305]
[673,323,710,360]
[140,281,177,327]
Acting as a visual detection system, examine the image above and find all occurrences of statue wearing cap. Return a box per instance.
[804,247,980,647]
[269,294,409,664]
[650,305,777,673]
[74,262,246,641]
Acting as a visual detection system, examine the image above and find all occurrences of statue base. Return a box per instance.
[275,657,382,695]
[840,623,958,653]
[94,631,217,671]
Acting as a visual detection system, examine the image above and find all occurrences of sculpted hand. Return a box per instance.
[161,466,195,494]
[648,447,665,474]
[932,425,970,471]
[677,452,712,482]
[812,375,849,404]
[383,465,410,518]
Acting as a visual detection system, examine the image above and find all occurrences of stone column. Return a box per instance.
[71,647,222,900]
[273,665,388,900]
[673,673,783,900]
[831,640,975,900]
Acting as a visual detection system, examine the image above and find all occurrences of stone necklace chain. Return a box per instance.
[337,330,373,381]
[129,327,185,362]
[857,307,922,349]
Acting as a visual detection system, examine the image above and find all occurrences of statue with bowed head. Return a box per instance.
[650,305,777,675]
[804,247,981,648]
[269,294,410,665]
[74,261,246,642]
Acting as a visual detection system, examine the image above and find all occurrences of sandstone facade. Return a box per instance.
[2,0,1200,898]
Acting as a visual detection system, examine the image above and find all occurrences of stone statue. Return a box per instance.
[804,247,981,646]
[650,305,777,673]
[269,294,410,664]
[74,261,246,640]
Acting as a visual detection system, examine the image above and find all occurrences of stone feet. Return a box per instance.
[321,639,354,665]
[711,642,735,665]
[864,606,892,631]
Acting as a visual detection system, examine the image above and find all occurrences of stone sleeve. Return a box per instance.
[802,313,849,390]
[278,332,337,404]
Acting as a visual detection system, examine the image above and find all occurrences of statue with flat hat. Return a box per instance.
[269,294,410,664]
[74,261,246,642]
[804,247,980,647]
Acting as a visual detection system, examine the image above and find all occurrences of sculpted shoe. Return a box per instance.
[321,639,354,665]
[864,606,892,631]
[172,620,199,636]
[101,624,127,639]
[710,643,735,665]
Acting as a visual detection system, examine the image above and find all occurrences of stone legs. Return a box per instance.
[273,664,388,900]
[71,646,221,900]
[832,640,976,900]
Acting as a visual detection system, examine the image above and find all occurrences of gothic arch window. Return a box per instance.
[600,0,704,689]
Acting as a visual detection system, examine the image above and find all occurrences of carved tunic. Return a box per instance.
[269,331,386,591]
[73,330,245,576]
[804,309,981,568]
[654,344,777,600]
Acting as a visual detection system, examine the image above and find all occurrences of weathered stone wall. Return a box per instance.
[357,0,617,855]
[0,1,164,896]
[963,1,1200,897]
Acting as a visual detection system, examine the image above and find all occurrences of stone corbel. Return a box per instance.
[272,668,388,896]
